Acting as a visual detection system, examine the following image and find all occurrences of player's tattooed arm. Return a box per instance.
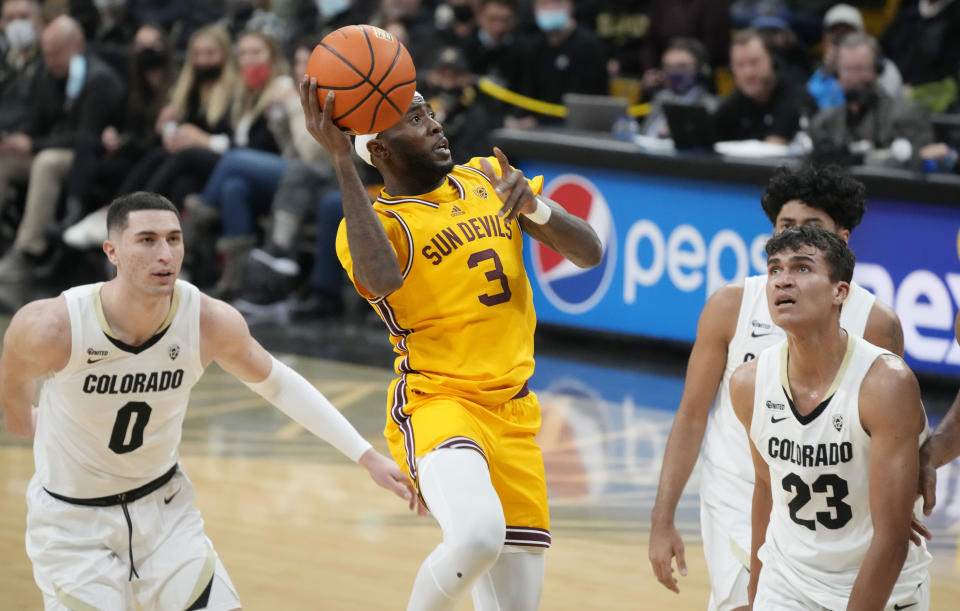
[863,300,904,357]
[479,147,602,269]
[300,79,403,297]
[852,356,925,610]
[0,297,70,437]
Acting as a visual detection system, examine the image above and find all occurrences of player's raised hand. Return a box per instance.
[299,77,351,157]
[648,522,687,594]
[479,147,537,223]
[358,448,424,513]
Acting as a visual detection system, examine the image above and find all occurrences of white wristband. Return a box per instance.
[523,196,552,225]
[243,357,372,462]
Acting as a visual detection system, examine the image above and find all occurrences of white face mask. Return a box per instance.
[4,18,36,51]
[317,0,349,18]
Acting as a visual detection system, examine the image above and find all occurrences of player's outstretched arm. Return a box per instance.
[729,358,767,604]
[299,78,403,297]
[850,356,926,610]
[200,296,418,509]
[0,298,70,437]
[478,147,602,269]
[649,285,741,593]
[919,312,960,514]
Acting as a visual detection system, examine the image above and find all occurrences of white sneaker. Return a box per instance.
[63,207,108,249]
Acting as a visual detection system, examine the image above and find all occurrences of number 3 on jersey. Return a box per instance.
[109,401,152,454]
[468,248,512,306]
[783,472,853,530]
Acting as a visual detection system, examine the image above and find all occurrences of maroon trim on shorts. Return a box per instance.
[435,436,488,462]
[504,526,551,548]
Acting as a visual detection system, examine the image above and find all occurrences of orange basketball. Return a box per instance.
[305,24,417,135]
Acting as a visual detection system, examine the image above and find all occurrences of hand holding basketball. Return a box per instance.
[299,77,351,157]
[304,24,416,135]
[479,147,537,222]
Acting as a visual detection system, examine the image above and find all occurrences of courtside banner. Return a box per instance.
[519,161,960,377]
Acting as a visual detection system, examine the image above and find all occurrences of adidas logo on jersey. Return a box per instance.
[451,205,465,217]
[766,400,785,411]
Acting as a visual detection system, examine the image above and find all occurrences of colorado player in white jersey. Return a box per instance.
[0,192,419,610]
[649,165,906,609]
[731,226,931,609]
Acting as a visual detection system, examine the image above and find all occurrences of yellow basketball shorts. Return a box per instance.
[384,378,551,548]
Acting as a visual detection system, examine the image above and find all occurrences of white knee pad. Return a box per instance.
[407,449,506,611]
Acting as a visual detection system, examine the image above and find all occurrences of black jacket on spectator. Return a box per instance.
[713,79,814,142]
[27,52,125,152]
[646,0,731,70]
[882,0,960,86]
[0,48,42,134]
[508,25,608,118]
[592,0,652,77]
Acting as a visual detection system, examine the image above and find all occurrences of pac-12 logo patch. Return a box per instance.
[531,174,616,314]
[169,344,180,360]
[833,415,843,432]
[473,185,488,199]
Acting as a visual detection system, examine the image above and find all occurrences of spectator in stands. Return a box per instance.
[219,0,286,48]
[421,45,492,160]
[180,30,312,299]
[751,13,810,83]
[314,0,367,38]
[882,0,960,112]
[641,37,718,138]
[115,24,236,205]
[808,4,902,110]
[374,0,434,62]
[810,33,934,167]
[645,0,731,73]
[427,0,478,56]
[0,0,43,169]
[713,29,814,144]
[90,0,139,46]
[505,0,607,128]
[62,23,175,249]
[591,0,652,78]
[464,0,518,78]
[0,15,123,281]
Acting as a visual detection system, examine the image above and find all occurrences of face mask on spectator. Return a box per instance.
[845,86,877,111]
[535,10,569,33]
[242,62,271,90]
[317,0,349,18]
[4,18,36,50]
[137,47,168,71]
[666,71,698,95]
[194,64,223,83]
[66,54,87,100]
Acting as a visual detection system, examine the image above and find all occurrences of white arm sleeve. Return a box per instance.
[243,357,373,462]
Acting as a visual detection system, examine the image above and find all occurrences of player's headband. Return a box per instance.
[353,92,425,167]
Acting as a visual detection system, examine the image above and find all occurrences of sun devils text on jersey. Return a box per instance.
[336,157,544,408]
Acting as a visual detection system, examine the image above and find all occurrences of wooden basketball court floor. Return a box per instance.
[3,347,960,609]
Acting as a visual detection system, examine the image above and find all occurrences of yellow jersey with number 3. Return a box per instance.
[336,157,544,408]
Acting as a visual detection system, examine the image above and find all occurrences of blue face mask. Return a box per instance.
[535,9,569,33]
[316,0,349,18]
[666,71,698,96]
[65,54,87,101]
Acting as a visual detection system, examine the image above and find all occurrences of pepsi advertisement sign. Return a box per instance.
[520,160,960,377]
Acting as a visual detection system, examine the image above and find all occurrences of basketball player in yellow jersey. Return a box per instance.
[300,78,603,610]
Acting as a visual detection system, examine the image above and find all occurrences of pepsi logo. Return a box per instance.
[531,174,616,314]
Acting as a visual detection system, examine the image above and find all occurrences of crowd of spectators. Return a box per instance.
[1,0,959,318]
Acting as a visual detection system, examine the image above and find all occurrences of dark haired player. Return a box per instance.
[731,226,930,609]
[299,76,602,610]
[649,165,905,610]
[0,191,416,610]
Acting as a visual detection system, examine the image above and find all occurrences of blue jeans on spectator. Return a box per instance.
[311,189,344,297]
[202,148,290,237]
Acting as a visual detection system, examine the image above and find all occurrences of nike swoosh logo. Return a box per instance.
[163,488,181,504]
[751,331,772,338]
[86,357,106,364]
[894,603,918,610]
[771,416,788,423]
